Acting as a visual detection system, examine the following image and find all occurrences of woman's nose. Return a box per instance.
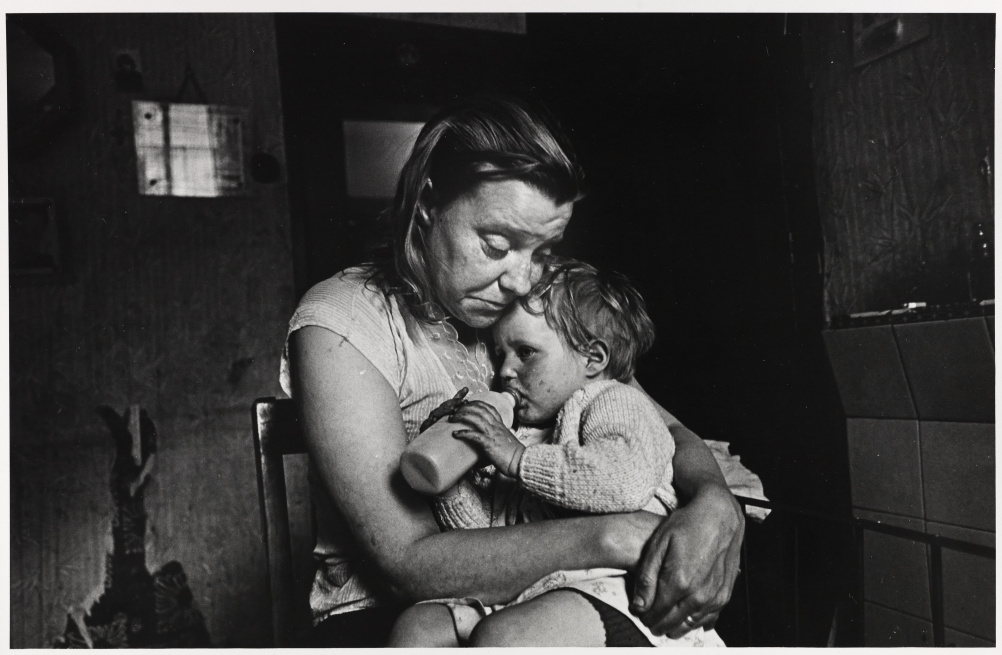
[499,254,536,297]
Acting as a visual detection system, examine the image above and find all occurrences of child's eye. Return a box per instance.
[481,235,511,260]
[516,346,535,360]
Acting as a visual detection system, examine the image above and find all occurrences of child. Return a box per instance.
[388,260,726,648]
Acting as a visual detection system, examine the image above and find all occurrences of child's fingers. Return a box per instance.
[448,408,496,431]
[456,401,502,423]
[451,429,487,446]
[419,387,471,432]
[448,410,492,434]
[450,400,503,425]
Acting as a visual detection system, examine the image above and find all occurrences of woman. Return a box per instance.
[282,97,744,647]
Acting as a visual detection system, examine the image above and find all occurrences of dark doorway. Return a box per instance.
[276,14,532,294]
[525,14,852,645]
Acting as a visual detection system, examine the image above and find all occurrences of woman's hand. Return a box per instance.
[449,400,525,477]
[623,376,746,637]
[629,483,744,637]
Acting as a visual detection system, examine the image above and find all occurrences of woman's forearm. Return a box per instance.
[669,422,729,501]
[388,512,656,605]
[627,377,728,500]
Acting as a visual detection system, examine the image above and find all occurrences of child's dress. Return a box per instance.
[428,379,726,647]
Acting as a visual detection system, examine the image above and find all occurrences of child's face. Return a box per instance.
[492,304,591,425]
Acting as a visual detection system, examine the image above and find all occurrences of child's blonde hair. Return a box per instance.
[520,259,655,382]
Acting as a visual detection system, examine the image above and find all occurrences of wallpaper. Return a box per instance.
[801,14,994,321]
[9,14,295,647]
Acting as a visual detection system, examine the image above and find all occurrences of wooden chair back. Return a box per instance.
[252,397,312,646]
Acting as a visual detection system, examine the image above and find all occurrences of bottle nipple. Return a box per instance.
[501,387,523,409]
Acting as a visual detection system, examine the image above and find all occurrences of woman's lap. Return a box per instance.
[309,605,405,648]
[471,589,615,647]
[566,589,653,647]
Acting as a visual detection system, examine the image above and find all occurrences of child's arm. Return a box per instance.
[517,383,675,513]
[433,474,493,531]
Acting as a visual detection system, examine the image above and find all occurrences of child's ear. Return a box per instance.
[583,340,611,378]
[417,180,438,227]
[416,204,434,227]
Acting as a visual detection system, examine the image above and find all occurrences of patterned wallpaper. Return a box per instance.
[801,15,994,321]
[9,14,294,646]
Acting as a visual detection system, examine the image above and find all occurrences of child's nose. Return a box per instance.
[500,361,518,382]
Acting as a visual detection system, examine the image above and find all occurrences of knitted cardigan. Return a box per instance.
[435,379,678,530]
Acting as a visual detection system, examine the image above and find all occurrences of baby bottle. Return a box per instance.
[400,388,522,495]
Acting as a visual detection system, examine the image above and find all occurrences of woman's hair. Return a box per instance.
[371,96,585,323]
[521,259,656,382]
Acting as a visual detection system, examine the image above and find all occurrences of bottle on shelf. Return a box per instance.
[400,388,522,495]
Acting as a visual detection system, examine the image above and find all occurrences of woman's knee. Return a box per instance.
[386,603,457,648]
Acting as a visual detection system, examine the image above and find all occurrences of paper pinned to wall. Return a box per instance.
[133,100,247,197]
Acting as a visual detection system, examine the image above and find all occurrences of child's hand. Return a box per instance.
[448,400,525,478]
[419,387,470,433]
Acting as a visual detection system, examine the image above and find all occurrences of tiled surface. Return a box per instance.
[921,421,995,531]
[925,521,995,548]
[854,507,924,529]
[944,627,995,647]
[823,327,916,419]
[864,602,933,647]
[858,510,931,619]
[847,419,924,517]
[941,548,996,640]
[829,318,995,646]
[894,318,995,422]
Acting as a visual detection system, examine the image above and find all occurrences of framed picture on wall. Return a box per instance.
[9,197,67,283]
[852,14,931,67]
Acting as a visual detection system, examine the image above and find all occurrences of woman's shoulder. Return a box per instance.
[290,265,405,338]
[300,265,388,310]
[286,265,413,394]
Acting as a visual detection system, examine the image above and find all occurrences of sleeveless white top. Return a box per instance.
[280,267,494,624]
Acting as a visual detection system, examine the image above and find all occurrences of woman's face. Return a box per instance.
[424,179,573,329]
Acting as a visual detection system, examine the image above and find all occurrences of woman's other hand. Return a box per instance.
[630,482,744,637]
[449,401,525,477]
[419,386,470,433]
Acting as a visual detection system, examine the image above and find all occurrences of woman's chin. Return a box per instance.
[452,303,507,329]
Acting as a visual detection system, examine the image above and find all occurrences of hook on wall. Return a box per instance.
[175,63,209,104]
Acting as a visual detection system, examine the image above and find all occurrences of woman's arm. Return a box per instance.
[627,378,745,637]
[289,326,659,605]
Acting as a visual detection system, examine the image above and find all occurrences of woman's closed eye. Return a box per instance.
[481,234,511,260]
